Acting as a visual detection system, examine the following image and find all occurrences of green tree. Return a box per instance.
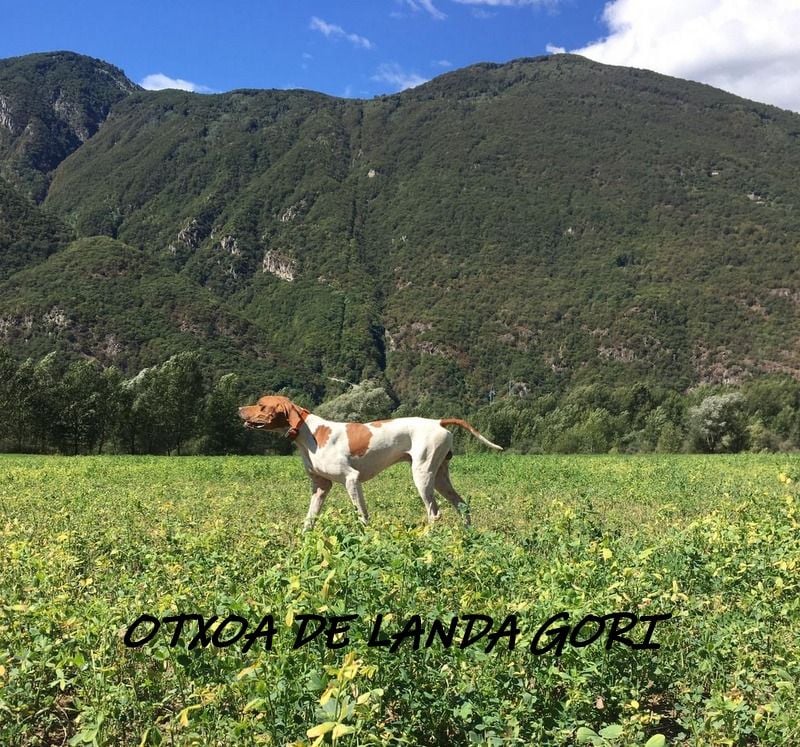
[0,349,16,448]
[31,353,62,451]
[570,408,616,453]
[159,353,204,454]
[688,393,748,453]
[124,354,205,454]
[57,359,121,454]
[202,373,248,454]
[315,380,394,422]
[6,358,36,451]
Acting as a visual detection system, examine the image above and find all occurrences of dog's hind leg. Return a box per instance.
[411,444,453,524]
[345,474,370,526]
[412,461,441,523]
[435,456,471,526]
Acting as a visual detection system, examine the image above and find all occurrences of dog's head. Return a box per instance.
[238,395,308,438]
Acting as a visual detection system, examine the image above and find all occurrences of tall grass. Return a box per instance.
[1,454,798,745]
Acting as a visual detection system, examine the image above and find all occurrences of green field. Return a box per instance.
[1,454,798,746]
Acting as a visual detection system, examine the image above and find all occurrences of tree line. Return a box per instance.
[468,380,800,454]
[1,349,799,455]
[0,350,278,455]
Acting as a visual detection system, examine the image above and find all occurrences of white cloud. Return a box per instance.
[546,43,566,54]
[140,74,213,93]
[419,0,447,19]
[310,16,374,50]
[453,0,556,18]
[570,0,800,112]
[433,59,453,68]
[401,0,447,20]
[452,0,554,6]
[372,63,429,91]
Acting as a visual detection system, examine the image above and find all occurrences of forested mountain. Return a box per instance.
[0,51,138,200]
[2,51,800,410]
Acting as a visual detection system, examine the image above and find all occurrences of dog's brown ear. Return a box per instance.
[285,403,308,440]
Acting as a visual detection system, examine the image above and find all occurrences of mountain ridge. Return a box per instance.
[2,51,800,406]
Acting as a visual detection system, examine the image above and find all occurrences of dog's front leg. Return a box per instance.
[345,474,369,526]
[303,476,332,531]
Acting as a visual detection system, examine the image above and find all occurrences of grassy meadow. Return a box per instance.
[1,453,799,745]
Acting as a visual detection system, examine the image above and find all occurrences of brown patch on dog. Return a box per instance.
[346,422,372,457]
[369,420,389,427]
[314,424,332,448]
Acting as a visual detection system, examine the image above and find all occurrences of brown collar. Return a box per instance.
[287,406,310,441]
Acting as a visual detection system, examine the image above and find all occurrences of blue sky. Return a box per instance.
[3,1,800,111]
[1,1,607,96]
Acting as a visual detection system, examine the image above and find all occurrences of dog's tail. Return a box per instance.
[440,418,503,451]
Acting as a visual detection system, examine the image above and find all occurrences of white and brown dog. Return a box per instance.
[238,395,502,530]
